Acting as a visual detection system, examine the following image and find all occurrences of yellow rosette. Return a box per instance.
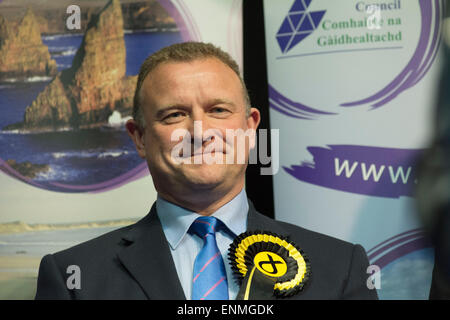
[228,231,311,299]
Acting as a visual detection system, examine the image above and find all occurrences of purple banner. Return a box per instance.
[284,145,424,198]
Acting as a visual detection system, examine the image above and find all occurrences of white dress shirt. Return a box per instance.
[156,188,248,300]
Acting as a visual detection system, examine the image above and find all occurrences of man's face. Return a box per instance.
[126,57,260,197]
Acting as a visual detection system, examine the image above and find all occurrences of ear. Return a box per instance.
[247,107,261,130]
[247,107,261,149]
[125,119,146,159]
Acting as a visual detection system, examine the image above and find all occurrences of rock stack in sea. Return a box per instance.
[10,0,138,131]
[0,8,57,81]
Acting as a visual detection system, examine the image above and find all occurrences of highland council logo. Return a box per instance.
[276,0,326,53]
[268,0,444,119]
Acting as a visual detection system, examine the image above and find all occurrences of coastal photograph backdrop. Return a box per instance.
[0,0,182,192]
[0,0,243,299]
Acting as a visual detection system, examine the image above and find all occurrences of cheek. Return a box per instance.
[148,127,188,157]
[215,118,249,134]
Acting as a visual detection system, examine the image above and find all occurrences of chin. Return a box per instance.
[180,164,231,188]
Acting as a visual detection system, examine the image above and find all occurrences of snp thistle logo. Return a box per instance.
[276,0,326,53]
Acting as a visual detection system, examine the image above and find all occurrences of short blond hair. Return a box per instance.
[133,42,250,128]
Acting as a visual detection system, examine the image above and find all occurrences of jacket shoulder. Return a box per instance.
[251,210,355,251]
[50,223,135,264]
[277,218,354,250]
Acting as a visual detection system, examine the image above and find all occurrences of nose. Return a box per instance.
[186,109,204,147]
[186,109,222,153]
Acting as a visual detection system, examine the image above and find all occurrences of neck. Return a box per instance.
[157,180,245,215]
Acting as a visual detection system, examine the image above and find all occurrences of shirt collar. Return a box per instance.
[156,188,249,250]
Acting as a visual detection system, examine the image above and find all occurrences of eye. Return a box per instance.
[168,112,184,118]
[210,106,230,116]
[163,111,186,123]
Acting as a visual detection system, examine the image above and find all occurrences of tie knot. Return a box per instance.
[190,216,220,238]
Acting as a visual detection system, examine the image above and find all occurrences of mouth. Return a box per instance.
[180,145,228,158]
[171,141,234,163]
[189,150,225,157]
[172,150,228,166]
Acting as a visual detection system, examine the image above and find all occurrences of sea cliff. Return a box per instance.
[0,0,177,35]
[5,0,138,131]
[0,8,57,81]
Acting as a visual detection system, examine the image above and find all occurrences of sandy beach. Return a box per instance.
[0,223,135,299]
[0,219,138,234]
[0,255,41,300]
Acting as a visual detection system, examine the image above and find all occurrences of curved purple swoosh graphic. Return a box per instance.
[367,229,432,269]
[0,159,150,194]
[269,85,336,119]
[49,162,149,193]
[410,1,443,88]
[341,0,443,109]
[160,0,202,41]
[0,159,47,189]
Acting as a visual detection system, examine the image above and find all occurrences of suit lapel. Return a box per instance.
[246,201,307,300]
[116,204,186,300]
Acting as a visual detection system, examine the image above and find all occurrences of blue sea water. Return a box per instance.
[124,31,185,75]
[42,33,83,71]
[0,31,182,191]
[41,31,183,76]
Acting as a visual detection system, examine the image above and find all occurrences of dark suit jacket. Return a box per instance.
[35,201,378,300]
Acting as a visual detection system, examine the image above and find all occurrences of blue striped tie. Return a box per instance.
[190,216,229,300]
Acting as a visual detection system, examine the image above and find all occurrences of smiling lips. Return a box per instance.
[177,138,230,159]
[185,149,226,158]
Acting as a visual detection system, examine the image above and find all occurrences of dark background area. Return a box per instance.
[243,0,274,219]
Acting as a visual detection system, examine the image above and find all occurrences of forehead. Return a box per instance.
[141,58,243,100]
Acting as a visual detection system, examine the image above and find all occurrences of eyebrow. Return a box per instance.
[155,99,236,119]
[208,98,236,108]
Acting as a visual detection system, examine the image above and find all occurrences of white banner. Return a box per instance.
[264,0,444,299]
